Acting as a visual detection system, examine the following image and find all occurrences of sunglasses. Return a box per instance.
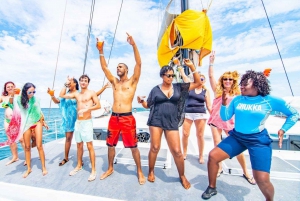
[27,91,36,95]
[164,74,176,78]
[223,78,233,81]
[200,78,205,81]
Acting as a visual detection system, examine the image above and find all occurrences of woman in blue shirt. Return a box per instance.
[202,70,299,200]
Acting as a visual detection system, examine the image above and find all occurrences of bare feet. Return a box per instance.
[100,169,114,180]
[180,176,191,190]
[138,171,146,185]
[199,156,205,164]
[5,158,19,166]
[147,171,155,182]
[42,169,48,176]
[23,170,32,178]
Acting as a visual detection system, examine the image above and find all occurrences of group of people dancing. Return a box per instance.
[1,33,299,201]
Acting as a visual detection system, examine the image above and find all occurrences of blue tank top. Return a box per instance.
[185,89,206,113]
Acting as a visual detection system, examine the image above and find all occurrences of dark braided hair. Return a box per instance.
[21,83,35,109]
[240,70,271,96]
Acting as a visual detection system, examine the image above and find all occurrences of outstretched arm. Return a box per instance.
[96,82,111,96]
[178,66,192,83]
[96,39,116,84]
[47,88,60,104]
[127,33,141,83]
[183,59,200,91]
[208,51,217,93]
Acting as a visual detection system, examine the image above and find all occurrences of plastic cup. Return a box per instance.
[97,41,104,48]
[15,88,21,95]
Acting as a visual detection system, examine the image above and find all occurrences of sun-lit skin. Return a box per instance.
[26,87,35,99]
[240,79,258,97]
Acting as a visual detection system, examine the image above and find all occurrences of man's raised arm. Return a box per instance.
[96,39,115,83]
[127,33,141,83]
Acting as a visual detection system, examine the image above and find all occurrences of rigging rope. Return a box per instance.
[47,0,68,121]
[261,0,294,96]
[82,0,96,74]
[99,0,124,99]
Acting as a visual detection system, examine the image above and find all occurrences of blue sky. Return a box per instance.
[0,0,299,108]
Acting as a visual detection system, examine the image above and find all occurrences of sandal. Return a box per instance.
[69,167,82,176]
[59,159,69,166]
[217,170,223,177]
[243,174,256,185]
[88,172,97,182]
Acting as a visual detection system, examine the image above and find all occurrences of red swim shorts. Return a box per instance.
[106,112,138,148]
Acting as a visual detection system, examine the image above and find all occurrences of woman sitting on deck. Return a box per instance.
[202,70,299,200]
[137,59,200,189]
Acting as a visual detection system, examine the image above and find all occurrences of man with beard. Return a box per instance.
[96,33,146,185]
[59,74,100,182]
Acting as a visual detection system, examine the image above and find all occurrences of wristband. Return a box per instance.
[99,54,104,57]
[51,96,55,98]
[209,64,213,66]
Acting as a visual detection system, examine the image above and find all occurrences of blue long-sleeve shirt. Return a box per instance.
[220,95,299,134]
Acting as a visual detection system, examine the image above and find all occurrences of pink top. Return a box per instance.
[207,96,234,131]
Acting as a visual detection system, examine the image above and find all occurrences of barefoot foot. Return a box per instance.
[138,171,146,185]
[23,170,32,178]
[180,176,191,190]
[100,169,114,180]
[147,171,155,182]
[199,157,205,164]
[42,169,48,176]
[5,158,19,166]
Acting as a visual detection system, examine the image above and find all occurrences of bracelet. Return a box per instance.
[99,54,104,57]
[192,70,198,74]
[209,64,213,66]
[9,96,14,99]
[51,96,55,98]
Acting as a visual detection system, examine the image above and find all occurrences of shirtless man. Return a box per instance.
[59,75,100,182]
[96,33,146,185]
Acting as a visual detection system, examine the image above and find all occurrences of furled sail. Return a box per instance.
[157,8,213,67]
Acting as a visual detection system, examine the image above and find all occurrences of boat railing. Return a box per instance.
[0,119,62,150]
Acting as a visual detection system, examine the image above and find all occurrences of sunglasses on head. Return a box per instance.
[27,91,36,95]
[164,74,176,78]
[223,78,233,81]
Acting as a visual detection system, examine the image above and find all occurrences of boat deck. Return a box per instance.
[0,112,300,200]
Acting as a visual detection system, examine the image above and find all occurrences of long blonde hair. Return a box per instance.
[215,71,240,98]
[199,73,207,90]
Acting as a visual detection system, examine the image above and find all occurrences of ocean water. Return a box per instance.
[0,107,149,160]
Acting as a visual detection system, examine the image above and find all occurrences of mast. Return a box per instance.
[181,0,190,75]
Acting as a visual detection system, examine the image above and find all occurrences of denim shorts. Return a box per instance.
[218,129,273,173]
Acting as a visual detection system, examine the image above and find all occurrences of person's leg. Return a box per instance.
[181,118,193,159]
[165,130,190,189]
[202,134,246,199]
[147,126,163,182]
[194,119,206,164]
[34,122,47,176]
[100,146,115,179]
[76,142,84,168]
[4,122,19,165]
[224,130,255,183]
[22,129,32,178]
[130,147,146,185]
[253,170,274,200]
[65,132,73,160]
[210,126,223,173]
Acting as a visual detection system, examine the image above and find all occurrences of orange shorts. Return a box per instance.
[106,112,138,148]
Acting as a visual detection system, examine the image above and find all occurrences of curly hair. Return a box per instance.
[240,70,271,96]
[215,71,240,98]
[21,83,35,109]
[2,81,15,96]
[160,65,174,77]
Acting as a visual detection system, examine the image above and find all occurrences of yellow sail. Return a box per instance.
[157,9,213,67]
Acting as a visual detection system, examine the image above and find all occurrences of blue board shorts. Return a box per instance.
[218,129,273,173]
[74,119,94,143]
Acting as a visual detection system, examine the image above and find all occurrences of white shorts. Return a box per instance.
[185,113,208,121]
[74,119,94,143]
